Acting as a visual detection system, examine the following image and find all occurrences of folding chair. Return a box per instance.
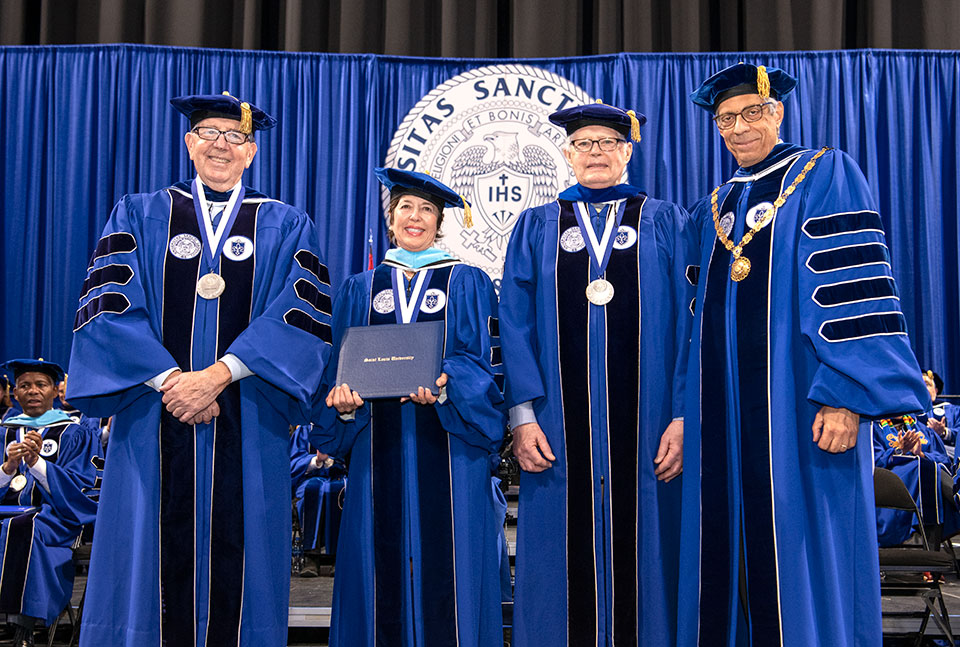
[875,466,956,646]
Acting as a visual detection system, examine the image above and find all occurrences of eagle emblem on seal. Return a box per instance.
[449,131,557,243]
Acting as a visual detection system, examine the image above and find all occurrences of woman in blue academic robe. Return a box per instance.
[313,168,506,647]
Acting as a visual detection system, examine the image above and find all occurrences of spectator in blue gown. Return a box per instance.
[0,376,13,419]
[289,424,346,577]
[871,414,958,545]
[678,62,930,647]
[922,370,960,456]
[314,168,506,647]
[0,359,98,647]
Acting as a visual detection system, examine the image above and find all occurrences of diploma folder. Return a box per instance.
[336,321,445,399]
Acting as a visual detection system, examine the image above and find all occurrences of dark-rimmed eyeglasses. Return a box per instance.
[191,126,251,145]
[569,137,626,153]
[713,103,775,130]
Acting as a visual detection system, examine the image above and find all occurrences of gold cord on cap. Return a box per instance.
[460,196,473,228]
[239,102,252,134]
[626,110,641,142]
[756,66,771,100]
[221,91,253,134]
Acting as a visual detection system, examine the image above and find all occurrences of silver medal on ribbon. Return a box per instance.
[197,272,226,299]
[585,278,614,305]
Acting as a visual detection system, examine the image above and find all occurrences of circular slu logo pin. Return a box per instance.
[373,289,395,314]
[746,202,775,229]
[385,65,608,289]
[420,289,447,313]
[40,439,58,457]
[719,212,735,237]
[223,236,254,262]
[169,234,202,260]
[560,226,586,253]
[612,225,638,249]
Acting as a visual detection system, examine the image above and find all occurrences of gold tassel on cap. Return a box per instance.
[756,65,771,100]
[460,196,473,228]
[626,110,641,142]
[221,91,253,134]
[239,102,253,134]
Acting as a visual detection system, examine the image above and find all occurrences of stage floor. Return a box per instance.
[18,507,960,646]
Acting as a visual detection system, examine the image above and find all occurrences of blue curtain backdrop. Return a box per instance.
[0,45,957,391]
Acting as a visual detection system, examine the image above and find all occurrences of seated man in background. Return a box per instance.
[871,413,959,546]
[921,370,960,458]
[0,359,98,647]
[0,375,14,419]
[290,424,346,577]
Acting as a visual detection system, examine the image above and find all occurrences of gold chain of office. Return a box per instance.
[710,147,830,281]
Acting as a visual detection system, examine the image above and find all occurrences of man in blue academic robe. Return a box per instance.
[0,359,98,647]
[499,103,697,646]
[679,63,930,647]
[68,94,332,647]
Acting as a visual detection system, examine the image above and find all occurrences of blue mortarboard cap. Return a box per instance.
[2,359,65,385]
[549,102,646,142]
[375,168,465,210]
[170,92,277,134]
[690,63,798,113]
[375,167,474,227]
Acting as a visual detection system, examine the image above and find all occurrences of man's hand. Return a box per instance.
[654,419,683,482]
[325,384,364,414]
[161,362,232,423]
[2,444,24,475]
[21,430,42,468]
[899,429,925,457]
[187,401,221,426]
[512,422,555,473]
[811,406,859,453]
[928,416,948,439]
[405,373,448,405]
[2,429,43,474]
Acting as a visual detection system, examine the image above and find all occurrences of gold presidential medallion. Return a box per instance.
[730,256,751,282]
[585,278,614,305]
[197,272,226,299]
[10,474,27,492]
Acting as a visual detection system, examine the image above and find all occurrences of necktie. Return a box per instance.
[590,204,607,238]
[209,203,226,230]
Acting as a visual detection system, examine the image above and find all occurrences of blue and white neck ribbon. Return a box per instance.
[192,178,245,265]
[391,268,434,324]
[572,200,627,276]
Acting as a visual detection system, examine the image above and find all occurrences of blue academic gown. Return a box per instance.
[289,424,346,553]
[0,417,98,624]
[311,261,506,647]
[67,182,332,647]
[499,184,697,647]
[678,143,930,647]
[871,417,957,546]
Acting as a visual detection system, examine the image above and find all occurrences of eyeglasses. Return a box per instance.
[191,126,251,145]
[569,137,626,153]
[713,103,774,130]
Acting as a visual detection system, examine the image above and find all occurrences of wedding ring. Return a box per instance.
[840,444,848,450]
